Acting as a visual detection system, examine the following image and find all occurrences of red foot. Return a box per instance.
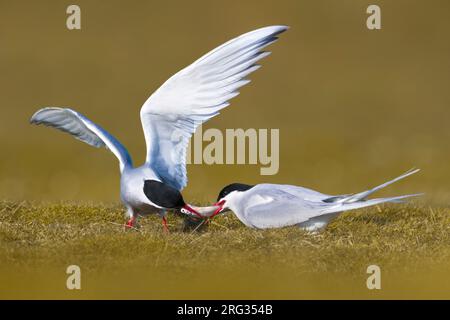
[125,216,136,229]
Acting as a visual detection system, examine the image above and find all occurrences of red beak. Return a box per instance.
[182,204,204,218]
[211,200,226,218]
[214,200,226,207]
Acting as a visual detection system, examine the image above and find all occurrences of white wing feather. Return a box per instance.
[140,25,288,190]
[30,107,132,171]
[237,190,420,229]
[237,186,329,228]
[233,171,421,229]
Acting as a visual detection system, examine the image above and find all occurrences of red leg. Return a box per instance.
[162,216,169,233]
[125,216,136,229]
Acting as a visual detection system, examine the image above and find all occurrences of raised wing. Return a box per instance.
[30,107,132,171]
[140,25,288,190]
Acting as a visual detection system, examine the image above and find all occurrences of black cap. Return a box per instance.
[217,183,254,201]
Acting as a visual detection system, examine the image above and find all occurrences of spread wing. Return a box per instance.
[140,25,288,190]
[30,107,132,171]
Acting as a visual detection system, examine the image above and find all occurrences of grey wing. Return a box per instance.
[30,107,132,169]
[31,107,106,148]
[238,187,330,229]
[260,183,331,201]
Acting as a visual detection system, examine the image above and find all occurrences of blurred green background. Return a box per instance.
[0,0,448,204]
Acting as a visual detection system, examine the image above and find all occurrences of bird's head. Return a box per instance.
[214,183,254,213]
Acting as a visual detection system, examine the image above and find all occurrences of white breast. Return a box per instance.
[120,166,162,212]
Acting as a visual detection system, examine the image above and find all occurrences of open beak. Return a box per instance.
[214,200,226,206]
[181,201,226,219]
[210,200,226,217]
[182,204,204,218]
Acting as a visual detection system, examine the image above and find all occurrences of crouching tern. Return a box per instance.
[30,25,288,229]
[195,169,421,232]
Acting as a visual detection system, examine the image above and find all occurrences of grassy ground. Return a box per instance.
[0,200,449,299]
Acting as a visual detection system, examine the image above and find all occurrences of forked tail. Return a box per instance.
[321,168,422,214]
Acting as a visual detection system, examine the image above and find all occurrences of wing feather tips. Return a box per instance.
[261,25,290,34]
[30,107,62,124]
[193,25,288,67]
[30,107,106,149]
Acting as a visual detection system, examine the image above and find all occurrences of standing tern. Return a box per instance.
[202,169,421,231]
[30,25,288,229]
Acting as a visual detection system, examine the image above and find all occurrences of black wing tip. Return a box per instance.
[30,110,43,125]
[269,25,290,35]
[248,25,289,41]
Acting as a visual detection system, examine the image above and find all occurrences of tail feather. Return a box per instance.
[340,168,420,204]
[321,193,423,215]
